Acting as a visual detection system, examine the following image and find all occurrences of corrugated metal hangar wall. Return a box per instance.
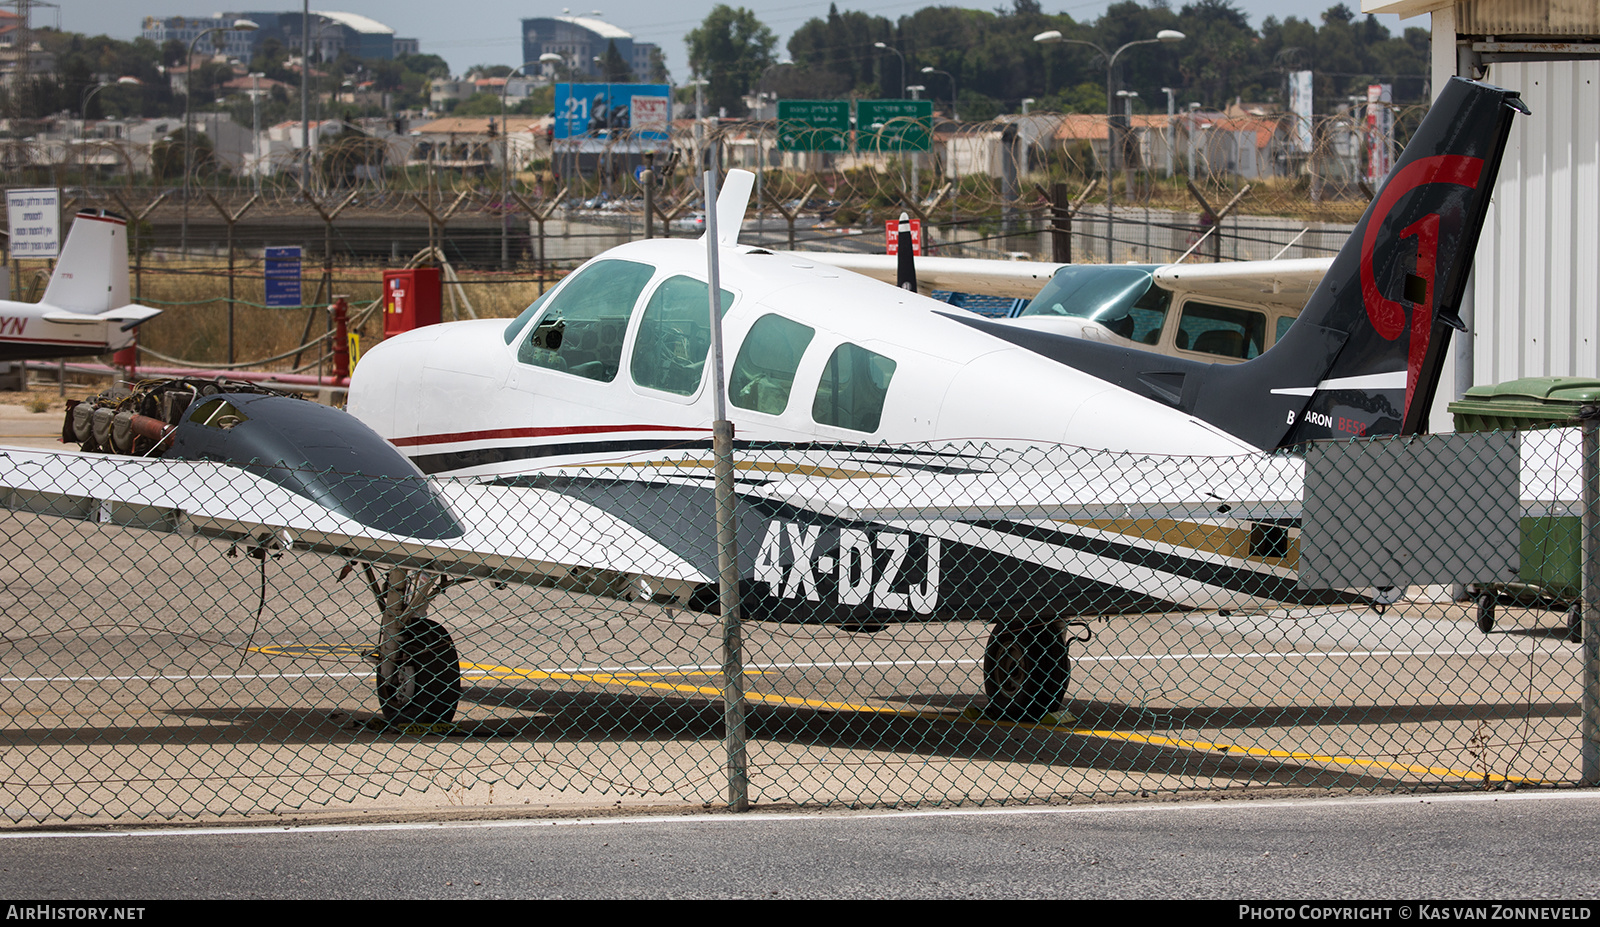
[1473,59,1600,386]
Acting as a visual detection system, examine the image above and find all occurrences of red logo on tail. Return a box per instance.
[1359,154,1482,416]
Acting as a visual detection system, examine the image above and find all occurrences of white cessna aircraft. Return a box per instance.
[804,247,1331,365]
[3,78,1526,725]
[0,211,161,362]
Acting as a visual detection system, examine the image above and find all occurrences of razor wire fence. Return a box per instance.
[14,106,1411,265]
[0,424,1594,824]
[3,108,1407,376]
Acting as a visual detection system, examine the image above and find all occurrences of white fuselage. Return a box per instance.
[0,299,134,359]
[347,238,1258,476]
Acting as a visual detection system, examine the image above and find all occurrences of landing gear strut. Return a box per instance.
[357,565,461,724]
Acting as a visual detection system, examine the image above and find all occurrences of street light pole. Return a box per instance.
[873,42,905,98]
[249,72,264,193]
[538,52,567,193]
[1117,88,1138,197]
[688,76,709,199]
[755,61,793,239]
[1161,86,1176,178]
[500,60,543,270]
[182,18,258,256]
[907,84,925,198]
[920,66,957,121]
[78,80,109,186]
[1032,29,1183,189]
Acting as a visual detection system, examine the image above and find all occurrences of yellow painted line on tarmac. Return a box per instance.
[1060,728,1539,783]
[459,661,922,714]
[459,660,1543,783]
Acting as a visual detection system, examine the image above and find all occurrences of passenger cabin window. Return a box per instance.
[729,314,814,415]
[517,259,655,381]
[1018,264,1170,345]
[630,276,734,396]
[1176,300,1267,360]
[812,343,897,434]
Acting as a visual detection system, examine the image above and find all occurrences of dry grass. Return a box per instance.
[0,380,94,409]
[131,259,558,369]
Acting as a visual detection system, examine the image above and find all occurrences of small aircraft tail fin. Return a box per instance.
[712,169,755,246]
[1188,77,1528,449]
[40,210,132,315]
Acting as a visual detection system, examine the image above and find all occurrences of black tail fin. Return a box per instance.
[935,78,1525,451]
[1196,77,1528,449]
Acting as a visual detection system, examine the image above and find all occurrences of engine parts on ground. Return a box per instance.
[65,377,304,457]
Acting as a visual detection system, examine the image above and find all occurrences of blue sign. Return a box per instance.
[264,246,302,308]
[553,83,671,142]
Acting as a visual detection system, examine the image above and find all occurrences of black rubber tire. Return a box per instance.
[377,617,461,724]
[983,620,1070,722]
[1476,595,1495,634]
[1567,603,1583,645]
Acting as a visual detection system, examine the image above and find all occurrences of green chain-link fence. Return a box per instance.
[0,426,1591,823]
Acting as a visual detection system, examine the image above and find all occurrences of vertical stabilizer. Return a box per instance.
[1165,77,1529,449]
[40,211,131,314]
[1245,77,1529,447]
[712,169,755,246]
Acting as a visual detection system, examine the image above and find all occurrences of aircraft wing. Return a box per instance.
[795,252,1067,300]
[0,444,708,591]
[12,427,1582,621]
[1,437,1314,614]
[40,304,162,327]
[1152,258,1332,310]
[797,251,1333,311]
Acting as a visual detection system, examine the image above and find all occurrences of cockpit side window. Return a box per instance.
[729,314,814,416]
[630,276,734,396]
[504,288,554,345]
[517,259,655,382]
[812,343,897,434]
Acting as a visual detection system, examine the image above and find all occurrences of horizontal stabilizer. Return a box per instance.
[42,304,160,328]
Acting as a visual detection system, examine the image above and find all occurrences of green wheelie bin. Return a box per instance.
[1448,377,1600,643]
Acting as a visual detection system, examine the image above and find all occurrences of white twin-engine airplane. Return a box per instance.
[0,211,161,362]
[2,78,1526,725]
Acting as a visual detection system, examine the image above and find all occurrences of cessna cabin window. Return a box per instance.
[517,259,655,382]
[1017,264,1170,345]
[729,314,814,416]
[812,343,897,434]
[1176,300,1267,360]
[630,276,734,396]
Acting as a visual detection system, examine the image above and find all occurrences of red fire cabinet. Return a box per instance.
[383,267,442,336]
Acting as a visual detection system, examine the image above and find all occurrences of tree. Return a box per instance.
[685,5,776,117]
[645,47,670,84]
[601,40,636,83]
[150,128,213,181]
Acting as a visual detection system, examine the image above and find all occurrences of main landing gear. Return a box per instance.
[983,619,1091,723]
[349,564,462,725]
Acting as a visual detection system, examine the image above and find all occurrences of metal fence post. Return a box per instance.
[1582,405,1600,783]
[704,169,748,811]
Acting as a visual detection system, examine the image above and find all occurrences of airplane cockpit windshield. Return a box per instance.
[1017,264,1171,344]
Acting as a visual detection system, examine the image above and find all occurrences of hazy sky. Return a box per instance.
[58,0,1415,78]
